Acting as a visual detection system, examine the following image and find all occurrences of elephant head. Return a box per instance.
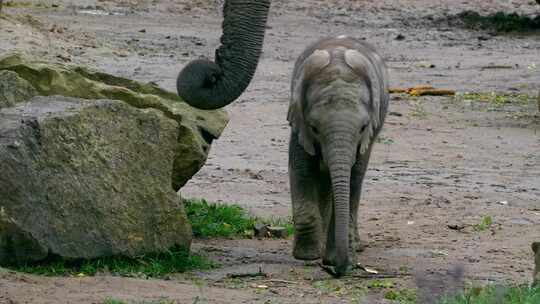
[176,0,271,110]
[288,37,389,276]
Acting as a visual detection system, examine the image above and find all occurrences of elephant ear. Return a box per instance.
[344,49,386,154]
[288,49,331,155]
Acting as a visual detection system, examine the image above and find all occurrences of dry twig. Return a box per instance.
[227,267,267,279]
[264,279,299,284]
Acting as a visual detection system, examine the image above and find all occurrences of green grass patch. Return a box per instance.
[10,246,215,277]
[368,279,395,289]
[455,11,540,32]
[103,300,127,304]
[312,279,367,301]
[2,1,59,9]
[473,215,493,232]
[185,199,256,238]
[184,198,294,238]
[439,284,540,304]
[384,288,417,304]
[454,92,535,107]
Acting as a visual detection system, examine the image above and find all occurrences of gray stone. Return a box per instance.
[253,222,269,238]
[0,96,191,264]
[0,70,38,109]
[0,53,229,190]
[267,226,288,238]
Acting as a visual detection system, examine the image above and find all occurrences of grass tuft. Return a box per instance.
[185,199,256,238]
[473,215,493,232]
[456,11,540,32]
[184,198,294,238]
[10,246,215,277]
[384,288,417,304]
[439,284,540,304]
[454,92,535,107]
[103,299,127,304]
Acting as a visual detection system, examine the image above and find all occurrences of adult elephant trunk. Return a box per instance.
[323,125,356,277]
[176,0,271,110]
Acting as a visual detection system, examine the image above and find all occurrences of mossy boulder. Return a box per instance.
[0,70,38,108]
[0,53,229,190]
[0,96,192,264]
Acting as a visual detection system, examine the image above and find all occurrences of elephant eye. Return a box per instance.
[311,126,320,135]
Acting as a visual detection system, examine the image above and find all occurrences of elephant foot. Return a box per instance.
[323,251,357,267]
[320,263,353,278]
[293,233,321,260]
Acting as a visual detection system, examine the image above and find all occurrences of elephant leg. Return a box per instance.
[289,132,321,260]
[349,145,374,259]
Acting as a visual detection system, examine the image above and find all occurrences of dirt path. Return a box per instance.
[1,0,539,303]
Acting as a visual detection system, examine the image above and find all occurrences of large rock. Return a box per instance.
[0,53,229,190]
[0,96,192,264]
[0,70,38,109]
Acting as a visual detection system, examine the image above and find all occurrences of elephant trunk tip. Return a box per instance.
[177,59,228,110]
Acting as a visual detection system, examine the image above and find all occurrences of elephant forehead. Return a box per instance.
[306,85,369,114]
[307,58,360,85]
[307,77,368,102]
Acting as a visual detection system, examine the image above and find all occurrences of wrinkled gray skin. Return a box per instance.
[177,0,271,110]
[287,36,389,277]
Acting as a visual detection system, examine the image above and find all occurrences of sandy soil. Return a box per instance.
[1,0,539,303]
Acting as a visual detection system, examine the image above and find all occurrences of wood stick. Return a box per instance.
[227,272,268,279]
[264,279,299,284]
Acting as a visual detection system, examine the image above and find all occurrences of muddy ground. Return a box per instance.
[1,0,540,303]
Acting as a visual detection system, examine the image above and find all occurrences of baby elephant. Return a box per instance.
[287,36,389,277]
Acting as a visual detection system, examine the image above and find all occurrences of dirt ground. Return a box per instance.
[1,0,540,303]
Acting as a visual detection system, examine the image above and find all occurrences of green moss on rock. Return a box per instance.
[0,70,38,108]
[0,97,193,264]
[0,53,229,189]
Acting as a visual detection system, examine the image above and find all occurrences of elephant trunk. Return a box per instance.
[176,0,271,110]
[323,124,357,277]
